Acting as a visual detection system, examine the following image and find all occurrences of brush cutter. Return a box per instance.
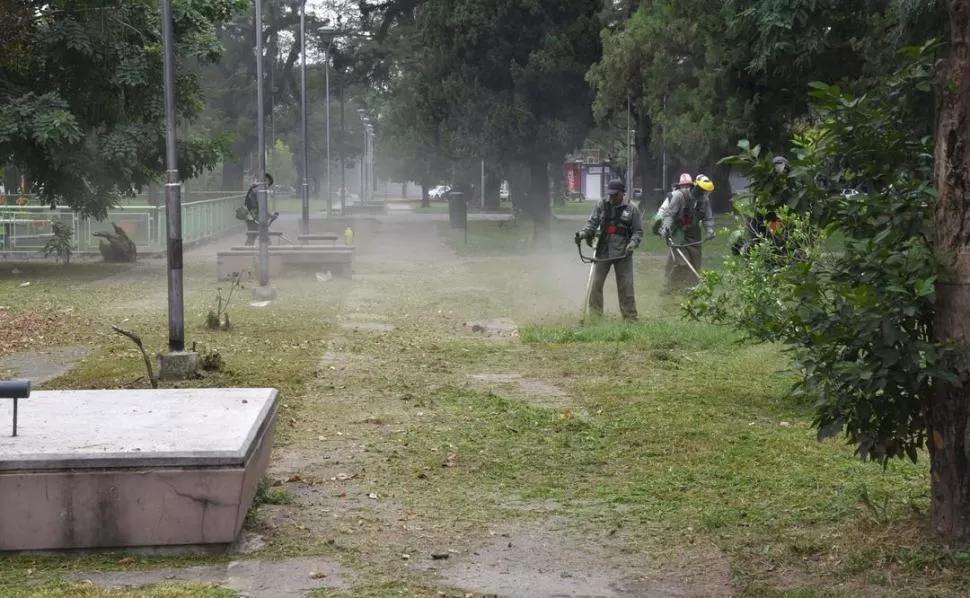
[666,238,706,281]
[576,238,631,321]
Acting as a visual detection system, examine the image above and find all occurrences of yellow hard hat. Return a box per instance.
[695,174,715,192]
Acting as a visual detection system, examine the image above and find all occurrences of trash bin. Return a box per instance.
[448,192,466,229]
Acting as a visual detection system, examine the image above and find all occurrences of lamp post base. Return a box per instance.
[251,285,278,302]
[157,351,199,381]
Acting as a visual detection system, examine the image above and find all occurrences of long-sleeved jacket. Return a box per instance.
[581,197,644,259]
[659,188,714,236]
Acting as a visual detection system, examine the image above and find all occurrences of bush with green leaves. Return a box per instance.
[43,219,73,264]
[685,41,956,465]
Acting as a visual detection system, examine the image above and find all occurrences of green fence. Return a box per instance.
[0,193,244,257]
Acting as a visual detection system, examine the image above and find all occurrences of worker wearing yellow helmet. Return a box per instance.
[656,173,717,293]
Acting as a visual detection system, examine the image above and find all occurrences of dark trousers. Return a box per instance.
[588,255,637,320]
[244,220,258,246]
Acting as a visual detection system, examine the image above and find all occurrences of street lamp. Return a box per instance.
[253,0,274,300]
[366,124,375,203]
[161,0,185,355]
[319,27,338,218]
[357,110,369,204]
[299,0,310,235]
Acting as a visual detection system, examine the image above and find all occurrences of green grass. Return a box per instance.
[0,220,967,597]
[553,200,599,215]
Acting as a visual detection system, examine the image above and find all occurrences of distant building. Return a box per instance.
[564,148,622,201]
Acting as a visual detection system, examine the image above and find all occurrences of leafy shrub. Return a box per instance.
[685,41,956,465]
[43,219,73,264]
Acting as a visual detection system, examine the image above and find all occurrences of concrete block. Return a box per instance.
[251,285,278,302]
[0,388,279,551]
[157,351,199,381]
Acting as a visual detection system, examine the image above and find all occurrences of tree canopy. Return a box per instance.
[0,0,246,218]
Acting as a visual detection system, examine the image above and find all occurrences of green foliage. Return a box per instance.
[0,0,246,218]
[42,219,74,264]
[267,140,297,189]
[379,0,602,205]
[685,41,954,465]
[587,0,946,168]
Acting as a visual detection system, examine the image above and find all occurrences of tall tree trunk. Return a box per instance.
[420,181,430,208]
[484,170,501,211]
[529,158,551,243]
[709,161,733,214]
[931,0,970,545]
[551,162,565,207]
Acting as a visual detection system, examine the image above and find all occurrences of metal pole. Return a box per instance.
[340,86,346,214]
[299,0,310,236]
[255,0,270,289]
[626,96,632,188]
[662,95,667,190]
[364,129,370,204]
[325,45,333,218]
[360,125,366,204]
[480,159,485,211]
[369,129,375,203]
[162,0,184,353]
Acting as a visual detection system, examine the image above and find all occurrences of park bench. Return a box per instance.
[217,246,355,281]
[0,379,30,437]
[297,233,339,244]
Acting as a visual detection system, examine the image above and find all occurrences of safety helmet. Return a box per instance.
[772,156,790,175]
[607,179,626,194]
[694,174,715,192]
[677,173,693,187]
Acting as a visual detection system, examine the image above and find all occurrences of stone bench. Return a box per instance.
[217,247,354,281]
[297,233,339,244]
[0,388,279,551]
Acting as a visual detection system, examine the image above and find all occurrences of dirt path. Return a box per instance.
[250,212,732,597]
[32,208,730,597]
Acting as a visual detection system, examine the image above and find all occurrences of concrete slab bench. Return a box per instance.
[217,247,353,280]
[297,233,339,244]
[0,388,280,551]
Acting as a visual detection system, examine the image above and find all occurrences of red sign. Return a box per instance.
[564,162,581,194]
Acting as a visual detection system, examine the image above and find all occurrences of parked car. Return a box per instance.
[429,185,451,199]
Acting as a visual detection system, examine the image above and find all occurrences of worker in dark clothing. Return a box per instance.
[575,179,645,320]
[239,173,278,246]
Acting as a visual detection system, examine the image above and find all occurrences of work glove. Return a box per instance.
[625,242,636,255]
[706,227,716,241]
[659,226,671,240]
[574,231,585,245]
[651,218,663,236]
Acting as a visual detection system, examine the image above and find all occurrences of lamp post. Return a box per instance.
[367,124,375,203]
[299,0,310,236]
[253,0,274,300]
[318,27,337,219]
[161,0,185,354]
[357,110,369,204]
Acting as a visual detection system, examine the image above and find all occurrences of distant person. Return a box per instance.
[656,173,716,293]
[239,173,278,246]
[574,179,644,321]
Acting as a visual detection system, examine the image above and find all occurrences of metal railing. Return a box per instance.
[0,193,244,257]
